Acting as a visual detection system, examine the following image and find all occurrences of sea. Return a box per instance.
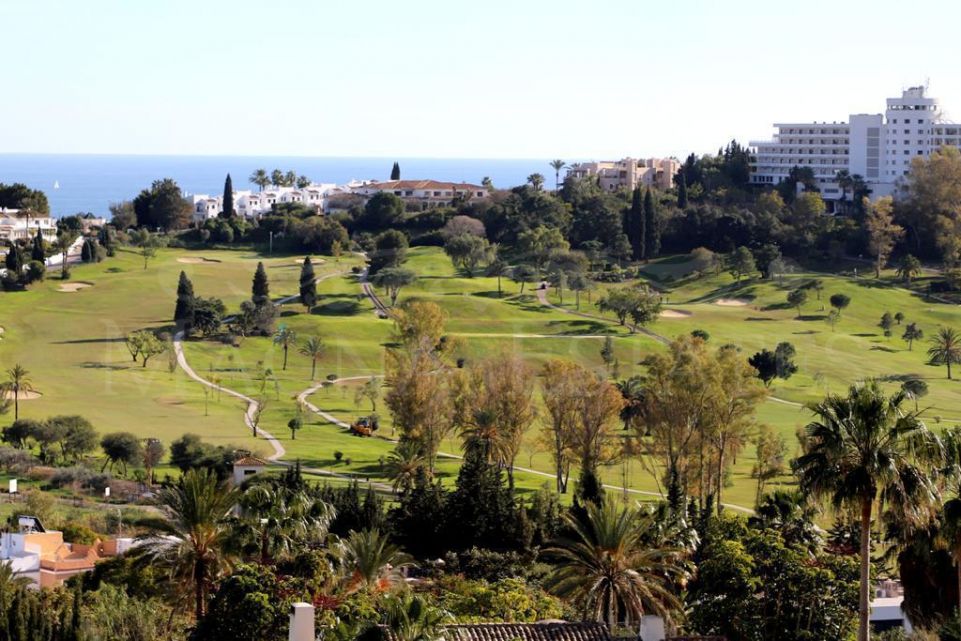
[0,154,555,218]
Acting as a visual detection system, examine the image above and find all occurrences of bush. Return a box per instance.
[50,466,112,491]
[59,522,99,545]
[442,547,536,582]
[23,260,45,284]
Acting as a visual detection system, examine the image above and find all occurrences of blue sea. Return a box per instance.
[0,154,554,218]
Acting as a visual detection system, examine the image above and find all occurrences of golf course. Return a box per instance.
[2,244,959,510]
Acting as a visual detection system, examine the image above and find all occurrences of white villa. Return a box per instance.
[0,208,58,243]
[189,184,338,223]
[349,179,489,207]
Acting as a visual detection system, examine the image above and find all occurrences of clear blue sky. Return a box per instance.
[3,0,960,159]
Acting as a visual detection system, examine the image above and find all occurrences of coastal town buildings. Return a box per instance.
[0,516,133,588]
[348,179,489,208]
[0,208,58,243]
[564,157,680,192]
[750,85,958,203]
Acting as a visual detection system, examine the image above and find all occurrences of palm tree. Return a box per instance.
[792,382,943,641]
[54,230,78,279]
[835,169,853,212]
[543,501,686,628]
[897,254,922,284]
[374,594,451,641]
[3,365,35,421]
[237,483,334,563]
[549,159,566,190]
[336,528,413,594]
[298,336,325,381]
[526,173,545,192]
[273,325,297,371]
[249,169,269,192]
[928,327,961,379]
[135,469,240,620]
[385,441,425,493]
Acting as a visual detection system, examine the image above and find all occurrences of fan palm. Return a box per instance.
[792,382,943,641]
[385,441,426,493]
[543,501,686,628]
[298,336,325,381]
[928,327,961,379]
[273,325,297,371]
[336,528,413,594]
[3,364,35,421]
[249,169,269,192]
[135,469,240,619]
[368,593,452,641]
[237,483,334,563]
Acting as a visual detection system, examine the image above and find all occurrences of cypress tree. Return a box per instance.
[299,256,317,311]
[643,188,660,260]
[174,270,196,327]
[5,243,23,274]
[627,187,645,261]
[252,262,270,308]
[390,162,400,180]
[80,239,92,263]
[676,172,688,209]
[31,228,44,262]
[221,173,234,218]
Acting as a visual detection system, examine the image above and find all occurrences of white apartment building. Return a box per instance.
[565,157,680,192]
[751,86,959,204]
[0,208,59,243]
[190,184,338,223]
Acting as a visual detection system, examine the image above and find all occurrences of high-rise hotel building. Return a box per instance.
[750,86,960,203]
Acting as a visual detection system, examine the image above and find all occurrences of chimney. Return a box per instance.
[289,602,315,641]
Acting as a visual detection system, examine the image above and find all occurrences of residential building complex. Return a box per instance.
[750,86,959,204]
[0,209,58,243]
[349,179,489,208]
[565,157,680,192]
[189,184,338,223]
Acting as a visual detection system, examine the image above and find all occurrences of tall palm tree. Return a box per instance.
[298,336,325,381]
[835,169,853,212]
[336,528,413,594]
[237,483,334,563]
[928,327,961,380]
[3,365,35,421]
[273,325,297,371]
[527,173,545,192]
[542,501,686,628]
[249,169,269,192]
[792,382,943,641]
[549,159,566,190]
[135,469,240,620]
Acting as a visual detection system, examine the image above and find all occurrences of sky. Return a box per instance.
[3,0,961,160]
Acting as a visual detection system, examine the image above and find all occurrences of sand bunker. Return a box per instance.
[715,298,750,307]
[660,309,693,318]
[1,390,41,401]
[177,257,221,264]
[57,282,93,293]
[293,257,326,265]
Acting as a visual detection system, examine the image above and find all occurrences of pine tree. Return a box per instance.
[299,256,317,311]
[252,261,270,308]
[30,228,44,262]
[626,187,645,261]
[174,270,196,327]
[643,188,660,259]
[390,162,401,180]
[221,173,234,218]
[676,172,688,209]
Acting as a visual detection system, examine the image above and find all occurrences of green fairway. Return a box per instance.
[5,244,961,510]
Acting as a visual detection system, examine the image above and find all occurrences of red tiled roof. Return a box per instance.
[363,180,485,191]
[441,623,612,641]
[234,456,268,467]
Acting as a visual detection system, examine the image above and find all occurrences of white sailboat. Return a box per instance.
[53,180,60,189]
